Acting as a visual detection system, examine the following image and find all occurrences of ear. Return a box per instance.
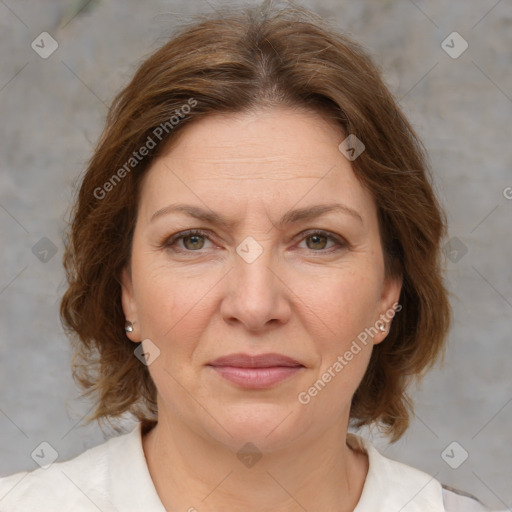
[374,272,403,345]
[121,266,140,343]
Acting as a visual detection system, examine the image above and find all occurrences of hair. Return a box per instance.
[60,0,451,442]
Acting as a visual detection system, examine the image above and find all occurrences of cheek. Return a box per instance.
[131,256,218,355]
[297,271,380,406]
[132,252,383,348]
[296,265,383,345]
[294,264,382,404]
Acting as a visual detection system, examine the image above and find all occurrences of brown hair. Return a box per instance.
[60,1,451,441]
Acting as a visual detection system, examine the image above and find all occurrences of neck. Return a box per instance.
[142,412,369,512]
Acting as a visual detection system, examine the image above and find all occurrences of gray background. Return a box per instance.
[0,0,511,509]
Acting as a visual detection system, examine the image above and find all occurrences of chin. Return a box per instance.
[201,402,307,452]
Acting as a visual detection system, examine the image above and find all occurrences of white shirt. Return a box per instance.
[0,423,499,511]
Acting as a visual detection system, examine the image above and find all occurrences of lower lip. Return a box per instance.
[209,365,303,389]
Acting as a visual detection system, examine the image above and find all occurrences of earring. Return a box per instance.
[379,324,387,333]
[125,321,134,333]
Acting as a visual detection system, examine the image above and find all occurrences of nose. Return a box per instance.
[220,239,291,333]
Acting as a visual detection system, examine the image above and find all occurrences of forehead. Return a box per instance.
[138,108,377,224]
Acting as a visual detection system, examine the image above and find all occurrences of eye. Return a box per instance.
[162,229,347,254]
[297,230,347,252]
[164,229,213,252]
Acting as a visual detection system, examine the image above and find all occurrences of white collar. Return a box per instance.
[108,423,166,511]
[347,433,445,511]
[107,424,444,511]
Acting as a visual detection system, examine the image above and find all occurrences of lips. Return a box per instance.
[207,353,304,389]
[208,353,303,368]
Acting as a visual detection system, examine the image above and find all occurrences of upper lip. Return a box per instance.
[208,353,303,368]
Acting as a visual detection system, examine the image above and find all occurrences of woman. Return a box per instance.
[0,2,502,511]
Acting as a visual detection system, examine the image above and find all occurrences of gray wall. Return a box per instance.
[1,0,511,509]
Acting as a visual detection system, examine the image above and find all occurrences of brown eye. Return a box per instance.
[182,233,206,250]
[305,233,329,250]
[299,230,345,252]
[163,229,212,253]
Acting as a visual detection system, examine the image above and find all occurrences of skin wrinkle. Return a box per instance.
[57,11,451,505]
[121,107,402,512]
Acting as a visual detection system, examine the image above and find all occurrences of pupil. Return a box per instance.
[310,234,326,249]
[187,235,203,249]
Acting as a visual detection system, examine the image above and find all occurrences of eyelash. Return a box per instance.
[162,229,347,255]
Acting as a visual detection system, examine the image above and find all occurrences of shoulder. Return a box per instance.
[442,485,497,512]
[348,434,501,512]
[0,430,129,511]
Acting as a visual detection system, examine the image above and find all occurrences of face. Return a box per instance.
[121,107,402,451]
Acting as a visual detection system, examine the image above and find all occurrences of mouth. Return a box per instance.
[207,353,304,389]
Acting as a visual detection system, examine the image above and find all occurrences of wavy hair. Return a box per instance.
[60,1,451,441]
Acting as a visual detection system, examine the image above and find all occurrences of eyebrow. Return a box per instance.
[149,202,363,228]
